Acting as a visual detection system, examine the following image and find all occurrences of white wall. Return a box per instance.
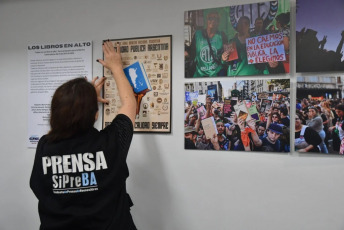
[1,0,344,229]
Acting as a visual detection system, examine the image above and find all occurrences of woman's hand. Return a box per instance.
[90,76,109,104]
[238,117,245,131]
[222,51,230,61]
[97,41,123,72]
[210,134,220,150]
[230,112,238,124]
[96,41,136,124]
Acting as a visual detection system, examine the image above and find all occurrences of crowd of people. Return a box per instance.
[296,98,344,154]
[185,11,290,77]
[184,94,290,152]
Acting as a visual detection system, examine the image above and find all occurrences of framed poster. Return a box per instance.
[103,35,172,133]
[184,0,290,78]
[296,0,344,72]
[184,78,290,152]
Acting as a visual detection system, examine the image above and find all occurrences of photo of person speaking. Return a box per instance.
[184,78,290,152]
[184,0,290,78]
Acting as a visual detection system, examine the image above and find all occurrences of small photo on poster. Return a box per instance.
[296,0,344,72]
[296,76,344,154]
[184,0,290,78]
[184,79,290,152]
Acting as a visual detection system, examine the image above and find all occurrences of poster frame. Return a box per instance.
[102,35,172,134]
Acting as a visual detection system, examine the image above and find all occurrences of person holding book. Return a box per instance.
[185,11,228,77]
[30,41,137,230]
[210,120,231,150]
[238,118,255,151]
[221,16,269,76]
[194,111,212,150]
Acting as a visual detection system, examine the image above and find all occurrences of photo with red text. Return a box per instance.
[184,0,290,78]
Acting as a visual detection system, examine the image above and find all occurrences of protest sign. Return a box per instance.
[185,91,199,103]
[246,33,286,64]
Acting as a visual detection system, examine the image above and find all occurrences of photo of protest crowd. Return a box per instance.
[296,76,344,154]
[296,0,344,72]
[184,79,290,152]
[184,0,290,78]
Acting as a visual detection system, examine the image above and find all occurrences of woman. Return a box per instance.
[320,100,334,127]
[266,107,283,131]
[185,11,227,77]
[210,120,231,150]
[271,112,282,125]
[30,41,137,229]
[329,103,344,153]
[194,111,211,150]
[306,106,328,153]
[295,114,322,152]
[318,104,331,147]
[222,16,269,76]
[237,118,257,151]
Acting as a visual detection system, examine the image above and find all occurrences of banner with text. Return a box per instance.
[28,41,92,148]
[246,33,286,64]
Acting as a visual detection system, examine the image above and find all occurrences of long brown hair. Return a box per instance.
[47,78,98,142]
[320,101,331,113]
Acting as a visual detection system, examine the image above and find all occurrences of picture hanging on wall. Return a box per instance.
[296,0,344,72]
[184,0,290,78]
[102,35,172,133]
[184,78,290,152]
[296,75,344,154]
